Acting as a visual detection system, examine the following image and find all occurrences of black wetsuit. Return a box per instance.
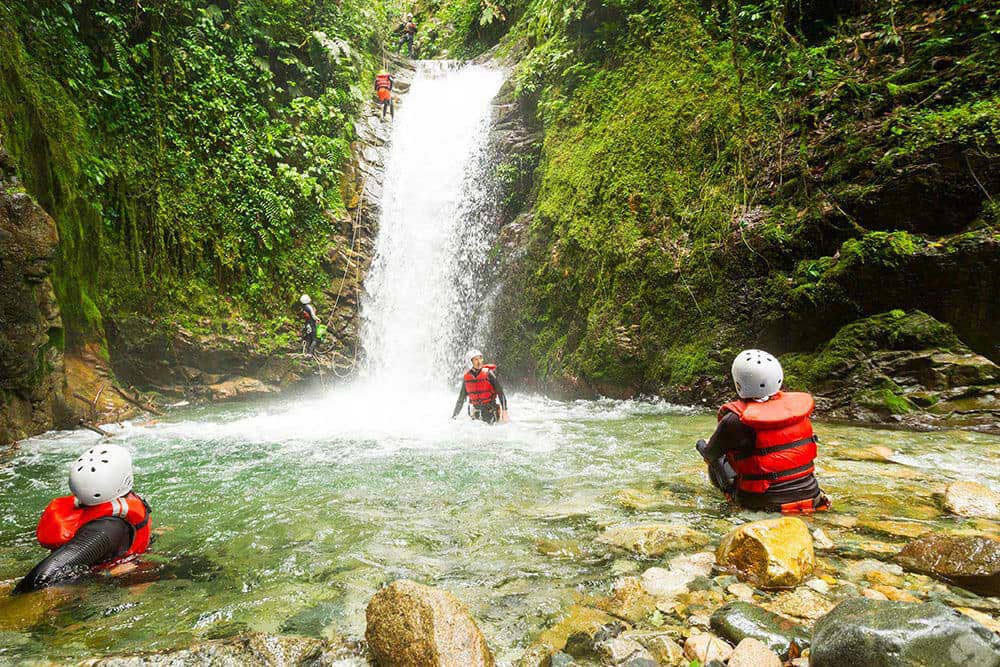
[396,21,417,57]
[452,369,508,423]
[301,303,318,355]
[14,517,133,594]
[700,411,822,511]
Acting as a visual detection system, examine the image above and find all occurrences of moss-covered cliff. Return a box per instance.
[442,0,999,423]
[0,0,402,443]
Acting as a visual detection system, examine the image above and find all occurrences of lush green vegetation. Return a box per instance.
[0,0,398,347]
[466,0,999,396]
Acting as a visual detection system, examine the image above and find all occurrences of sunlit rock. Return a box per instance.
[716,517,814,589]
[942,481,1000,520]
[596,524,710,557]
[365,579,494,667]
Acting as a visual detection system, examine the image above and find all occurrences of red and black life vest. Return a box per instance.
[464,364,497,406]
[375,73,392,91]
[718,391,818,495]
[36,493,152,567]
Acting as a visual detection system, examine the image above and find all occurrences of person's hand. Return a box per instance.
[500,408,510,423]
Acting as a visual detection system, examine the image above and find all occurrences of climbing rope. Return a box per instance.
[324,172,369,378]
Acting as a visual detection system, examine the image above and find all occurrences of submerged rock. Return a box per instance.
[727,637,782,667]
[365,579,494,667]
[766,587,835,622]
[895,533,1000,596]
[942,481,1000,520]
[78,633,357,666]
[810,599,1000,667]
[596,524,709,557]
[715,517,814,588]
[523,605,621,662]
[709,602,810,659]
[595,577,657,624]
[595,638,656,667]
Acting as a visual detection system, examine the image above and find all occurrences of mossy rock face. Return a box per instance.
[780,310,1000,428]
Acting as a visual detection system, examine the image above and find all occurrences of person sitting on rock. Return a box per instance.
[299,294,319,356]
[374,69,394,119]
[452,349,509,424]
[395,14,417,58]
[696,349,831,514]
[14,444,152,593]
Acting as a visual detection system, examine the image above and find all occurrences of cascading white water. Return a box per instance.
[360,62,505,388]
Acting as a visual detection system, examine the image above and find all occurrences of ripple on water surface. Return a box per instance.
[0,387,997,664]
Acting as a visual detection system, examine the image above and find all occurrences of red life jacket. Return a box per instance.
[36,493,152,567]
[464,364,497,406]
[375,73,392,91]
[718,391,818,495]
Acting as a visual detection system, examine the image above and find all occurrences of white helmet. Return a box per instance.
[69,444,134,506]
[300,294,311,305]
[466,348,484,366]
[731,349,783,400]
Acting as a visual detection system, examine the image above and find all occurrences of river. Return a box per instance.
[1,62,998,665]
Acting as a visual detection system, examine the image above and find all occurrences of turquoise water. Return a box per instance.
[1,387,997,664]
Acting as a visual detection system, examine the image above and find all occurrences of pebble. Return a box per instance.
[805,578,831,594]
[861,587,889,600]
[812,528,835,550]
[683,633,733,663]
[870,584,920,602]
[728,637,782,667]
[727,582,755,601]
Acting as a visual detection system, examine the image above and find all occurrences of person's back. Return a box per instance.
[15,444,152,593]
[299,294,319,355]
[697,349,829,513]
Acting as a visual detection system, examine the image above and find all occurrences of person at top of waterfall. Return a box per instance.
[14,444,152,594]
[374,69,394,119]
[695,349,831,514]
[299,294,319,356]
[395,14,417,58]
[452,349,509,424]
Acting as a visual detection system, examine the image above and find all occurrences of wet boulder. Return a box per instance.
[810,599,1000,667]
[365,579,494,667]
[895,533,1000,597]
[942,481,1000,520]
[709,602,810,659]
[716,517,814,589]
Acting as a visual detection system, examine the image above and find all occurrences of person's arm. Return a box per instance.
[489,371,507,410]
[700,411,746,460]
[452,384,468,418]
[14,517,132,593]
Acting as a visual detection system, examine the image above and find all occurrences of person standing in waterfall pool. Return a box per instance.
[374,69,394,119]
[696,349,831,514]
[299,294,319,356]
[452,349,509,424]
[14,444,152,593]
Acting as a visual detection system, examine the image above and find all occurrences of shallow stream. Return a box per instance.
[1,389,997,664]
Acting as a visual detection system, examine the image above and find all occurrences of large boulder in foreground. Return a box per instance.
[365,580,494,667]
[810,599,1000,667]
[942,481,1000,520]
[895,533,1000,597]
[709,602,810,659]
[716,517,814,589]
[78,633,355,666]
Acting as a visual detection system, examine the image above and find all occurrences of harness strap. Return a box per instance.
[732,436,818,462]
[739,462,814,482]
[133,494,151,531]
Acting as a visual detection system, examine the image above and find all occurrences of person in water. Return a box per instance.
[374,69,394,119]
[696,349,831,514]
[299,293,319,356]
[14,444,152,593]
[452,349,509,423]
[396,14,417,58]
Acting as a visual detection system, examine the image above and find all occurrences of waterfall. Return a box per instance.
[360,62,505,389]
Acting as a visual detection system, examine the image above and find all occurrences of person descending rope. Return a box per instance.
[299,294,319,356]
[696,349,831,514]
[374,69,394,120]
[452,349,509,424]
[14,444,152,593]
[395,14,417,58]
